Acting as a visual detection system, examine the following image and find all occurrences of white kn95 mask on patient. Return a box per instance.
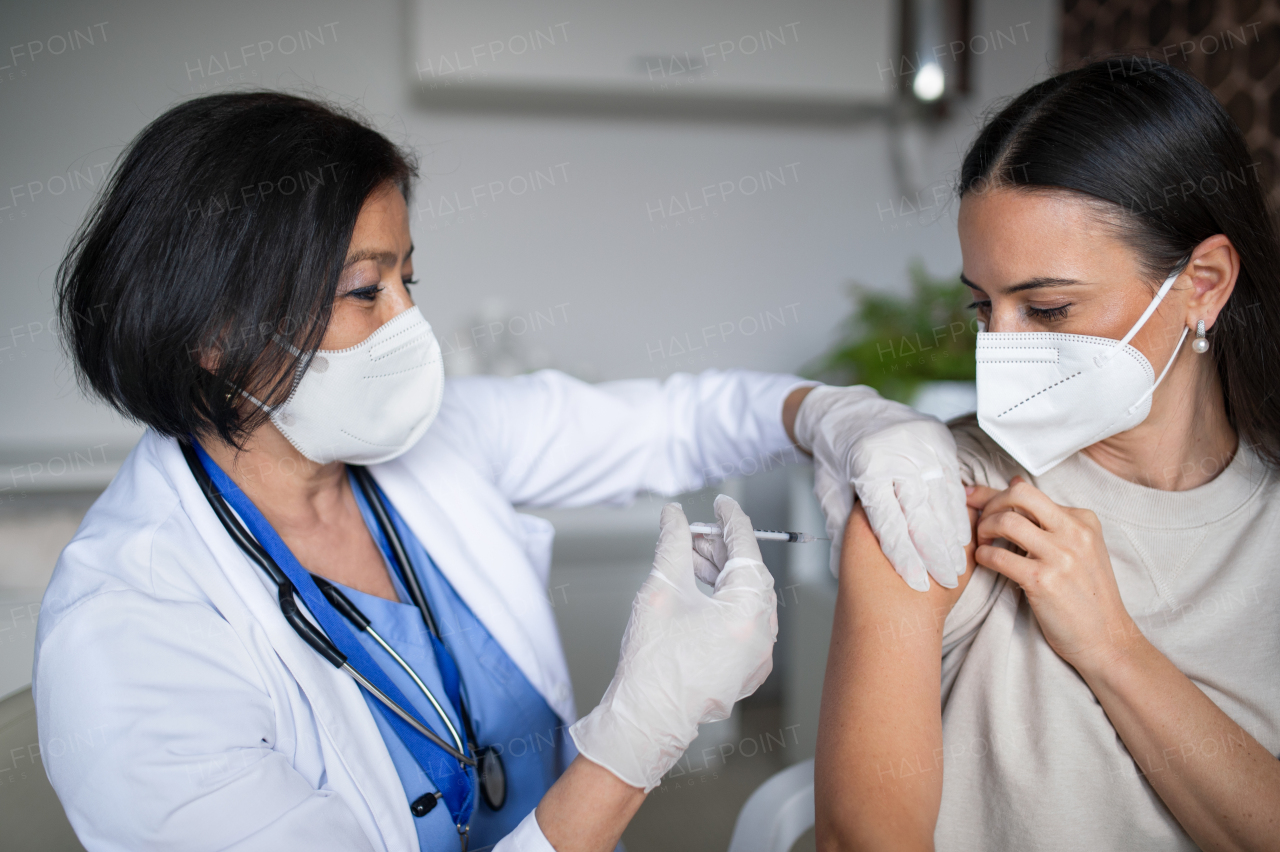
[976,271,1188,476]
[265,305,445,465]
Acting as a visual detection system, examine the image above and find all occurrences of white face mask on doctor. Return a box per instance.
[976,270,1189,476]
[257,305,445,465]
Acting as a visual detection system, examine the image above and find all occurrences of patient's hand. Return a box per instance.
[965,478,1134,677]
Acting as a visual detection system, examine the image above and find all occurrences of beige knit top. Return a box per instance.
[936,416,1279,851]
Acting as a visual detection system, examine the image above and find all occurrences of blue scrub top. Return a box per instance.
[338,474,573,850]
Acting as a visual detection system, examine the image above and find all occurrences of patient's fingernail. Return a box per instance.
[964,485,975,495]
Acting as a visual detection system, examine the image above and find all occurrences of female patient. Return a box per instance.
[813,59,1280,851]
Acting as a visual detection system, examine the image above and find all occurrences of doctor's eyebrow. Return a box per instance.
[960,272,1082,295]
[343,243,414,268]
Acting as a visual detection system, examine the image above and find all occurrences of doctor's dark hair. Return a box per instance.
[56,91,418,447]
[960,57,1280,468]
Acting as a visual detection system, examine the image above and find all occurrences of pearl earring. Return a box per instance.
[1192,320,1209,353]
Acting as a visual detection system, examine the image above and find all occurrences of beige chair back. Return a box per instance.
[0,686,86,851]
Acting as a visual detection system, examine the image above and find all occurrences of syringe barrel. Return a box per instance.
[689,523,811,543]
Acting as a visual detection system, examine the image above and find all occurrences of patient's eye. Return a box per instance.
[967,299,992,321]
[1025,304,1070,321]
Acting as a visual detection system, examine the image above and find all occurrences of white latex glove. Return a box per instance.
[692,524,729,586]
[569,495,777,791]
[794,385,970,591]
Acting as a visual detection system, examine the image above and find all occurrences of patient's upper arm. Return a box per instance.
[813,504,978,852]
[841,502,976,630]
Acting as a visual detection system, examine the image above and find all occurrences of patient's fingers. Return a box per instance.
[965,484,1001,511]
[978,477,1065,532]
[974,542,1036,587]
[977,508,1052,554]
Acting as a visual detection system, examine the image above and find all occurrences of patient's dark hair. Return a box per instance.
[57,91,418,447]
[960,56,1280,468]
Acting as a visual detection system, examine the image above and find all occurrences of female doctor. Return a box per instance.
[36,92,969,852]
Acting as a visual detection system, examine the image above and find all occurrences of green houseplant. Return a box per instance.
[808,261,977,403]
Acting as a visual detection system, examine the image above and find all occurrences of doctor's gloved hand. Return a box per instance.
[795,385,970,591]
[568,495,777,792]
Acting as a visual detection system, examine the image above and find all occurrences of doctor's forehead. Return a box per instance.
[344,245,414,268]
[344,184,413,264]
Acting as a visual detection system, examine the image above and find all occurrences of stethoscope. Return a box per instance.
[180,443,507,830]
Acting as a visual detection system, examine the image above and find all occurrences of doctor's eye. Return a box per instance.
[1025,303,1071,321]
[346,284,384,302]
[402,277,419,286]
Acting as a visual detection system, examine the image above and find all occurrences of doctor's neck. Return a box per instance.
[199,423,349,523]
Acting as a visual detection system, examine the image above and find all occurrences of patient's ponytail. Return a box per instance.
[960,56,1280,468]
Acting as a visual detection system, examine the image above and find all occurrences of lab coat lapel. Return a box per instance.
[152,435,418,852]
[371,448,576,723]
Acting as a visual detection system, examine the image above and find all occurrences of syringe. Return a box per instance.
[688,522,819,544]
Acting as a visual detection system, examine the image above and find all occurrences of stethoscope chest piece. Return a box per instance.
[477,746,507,811]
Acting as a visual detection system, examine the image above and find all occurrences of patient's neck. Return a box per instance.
[1082,348,1237,491]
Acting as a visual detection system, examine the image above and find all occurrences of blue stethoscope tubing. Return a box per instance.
[179,441,508,815]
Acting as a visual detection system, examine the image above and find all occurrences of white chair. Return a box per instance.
[726,757,815,852]
[0,685,86,851]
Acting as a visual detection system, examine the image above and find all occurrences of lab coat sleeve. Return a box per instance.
[433,368,814,508]
[34,590,377,852]
[493,809,556,852]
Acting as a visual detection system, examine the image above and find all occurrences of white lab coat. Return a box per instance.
[33,368,808,852]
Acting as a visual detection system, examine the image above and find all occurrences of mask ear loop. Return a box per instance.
[272,334,304,358]
[1125,325,1189,416]
[1093,270,1183,368]
[224,335,313,415]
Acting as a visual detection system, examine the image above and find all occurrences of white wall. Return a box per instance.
[0,0,1056,487]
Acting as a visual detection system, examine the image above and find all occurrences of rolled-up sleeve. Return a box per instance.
[431,368,814,508]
